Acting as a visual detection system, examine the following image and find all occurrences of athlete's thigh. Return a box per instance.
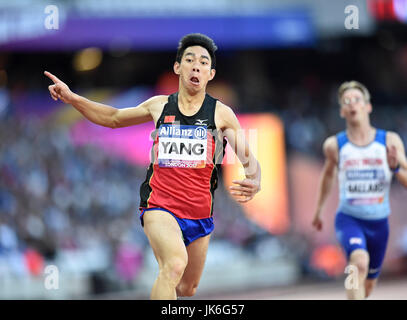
[335,212,367,259]
[180,234,211,284]
[142,210,187,266]
[365,219,389,278]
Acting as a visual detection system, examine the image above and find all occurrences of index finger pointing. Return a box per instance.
[44,71,61,84]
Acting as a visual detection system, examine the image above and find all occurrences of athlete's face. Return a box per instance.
[174,45,216,93]
[340,88,372,124]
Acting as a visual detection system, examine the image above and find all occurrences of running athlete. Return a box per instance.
[45,33,261,300]
[311,81,407,299]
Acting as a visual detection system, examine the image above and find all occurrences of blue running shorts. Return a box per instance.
[140,207,214,246]
[335,211,389,279]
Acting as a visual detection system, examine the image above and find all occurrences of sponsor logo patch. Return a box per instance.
[349,237,363,245]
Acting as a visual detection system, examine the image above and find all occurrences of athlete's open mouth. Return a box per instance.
[190,76,200,85]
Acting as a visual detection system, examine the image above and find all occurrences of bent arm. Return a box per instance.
[216,103,261,202]
[71,94,155,128]
[219,104,261,181]
[387,132,407,188]
[314,136,338,218]
[44,70,163,128]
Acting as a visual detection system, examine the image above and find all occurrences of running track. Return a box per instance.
[193,278,407,300]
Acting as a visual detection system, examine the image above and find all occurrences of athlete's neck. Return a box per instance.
[178,87,206,114]
[346,122,375,145]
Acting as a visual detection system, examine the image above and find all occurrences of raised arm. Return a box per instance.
[312,136,338,231]
[387,131,407,188]
[215,102,261,203]
[44,71,166,128]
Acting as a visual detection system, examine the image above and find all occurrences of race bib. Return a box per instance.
[345,169,386,205]
[157,124,207,168]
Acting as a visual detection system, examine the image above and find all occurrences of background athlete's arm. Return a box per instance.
[312,136,338,231]
[44,71,164,128]
[216,102,261,203]
[387,132,407,188]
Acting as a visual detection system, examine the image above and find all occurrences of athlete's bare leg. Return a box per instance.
[143,210,188,300]
[346,249,369,300]
[176,234,211,297]
[364,278,377,298]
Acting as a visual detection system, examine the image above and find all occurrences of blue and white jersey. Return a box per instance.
[336,129,393,220]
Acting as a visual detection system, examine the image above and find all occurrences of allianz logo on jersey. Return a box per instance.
[159,124,207,140]
[346,169,385,180]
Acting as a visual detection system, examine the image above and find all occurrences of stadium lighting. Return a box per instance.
[73,47,103,72]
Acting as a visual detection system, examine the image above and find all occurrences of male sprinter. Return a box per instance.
[45,33,261,300]
[311,81,407,299]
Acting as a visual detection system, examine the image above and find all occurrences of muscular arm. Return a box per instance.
[45,71,166,128]
[215,102,261,202]
[312,136,338,230]
[387,132,407,188]
[70,94,158,128]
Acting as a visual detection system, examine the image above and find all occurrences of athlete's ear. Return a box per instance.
[173,61,181,75]
[339,105,345,119]
[366,102,372,114]
[209,68,216,81]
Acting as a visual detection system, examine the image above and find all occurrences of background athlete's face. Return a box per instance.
[173,45,216,93]
[340,88,372,124]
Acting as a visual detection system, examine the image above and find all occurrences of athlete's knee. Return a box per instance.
[349,252,369,277]
[352,261,368,277]
[160,258,188,285]
[176,282,198,297]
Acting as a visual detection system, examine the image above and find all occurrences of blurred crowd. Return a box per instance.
[0,116,144,281]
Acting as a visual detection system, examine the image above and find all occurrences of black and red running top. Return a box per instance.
[139,92,226,220]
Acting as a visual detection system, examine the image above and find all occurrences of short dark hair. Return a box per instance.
[176,33,217,69]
